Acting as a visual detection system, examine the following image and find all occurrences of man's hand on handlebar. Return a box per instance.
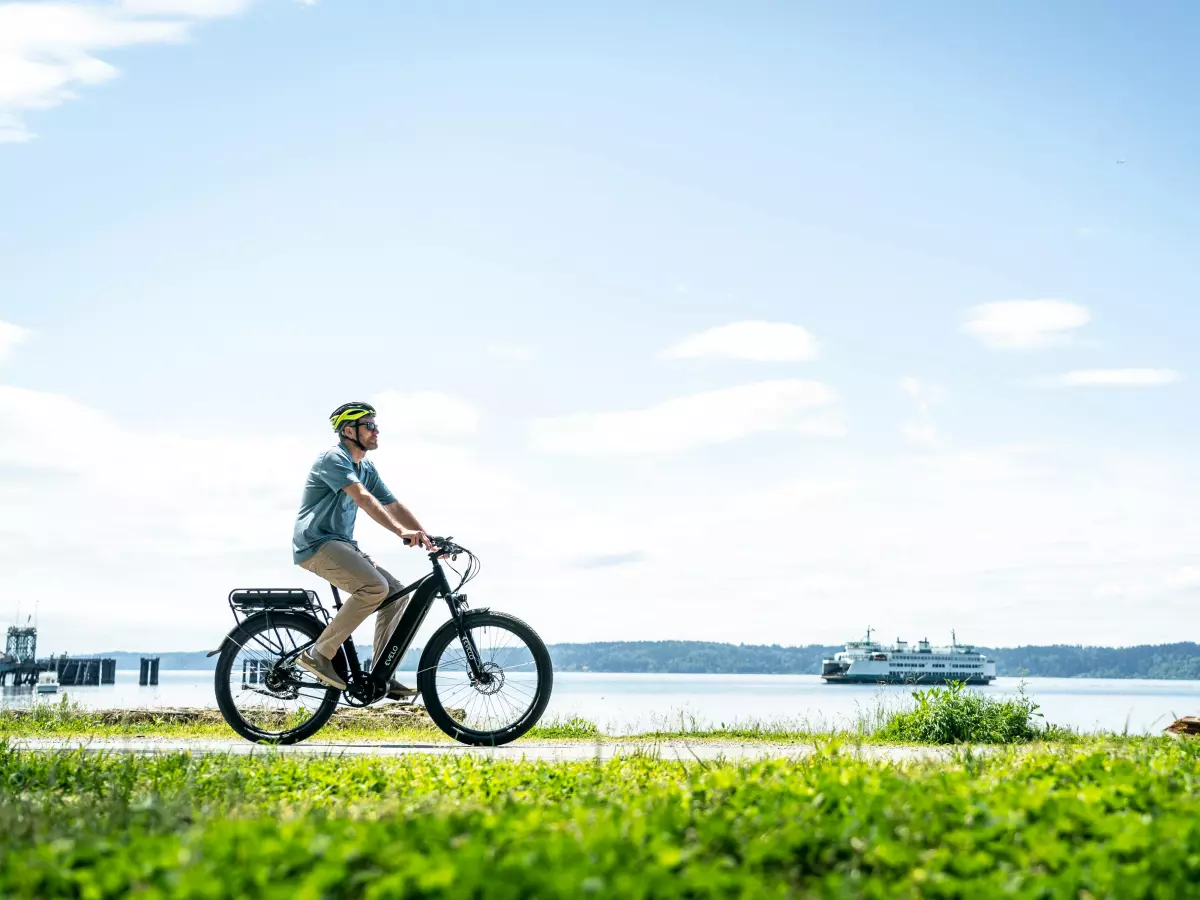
[400,529,433,551]
[427,535,463,559]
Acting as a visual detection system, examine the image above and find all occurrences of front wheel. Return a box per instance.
[417,611,553,746]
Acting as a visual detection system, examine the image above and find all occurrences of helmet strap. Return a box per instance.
[342,424,368,452]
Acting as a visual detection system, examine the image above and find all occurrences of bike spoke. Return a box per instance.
[429,620,544,734]
[225,623,335,738]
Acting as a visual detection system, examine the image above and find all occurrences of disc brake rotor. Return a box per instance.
[472,661,505,696]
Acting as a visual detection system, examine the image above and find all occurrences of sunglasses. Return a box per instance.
[355,421,379,432]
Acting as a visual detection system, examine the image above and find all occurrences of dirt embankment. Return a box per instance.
[4,703,454,729]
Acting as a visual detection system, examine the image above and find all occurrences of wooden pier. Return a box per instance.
[1,625,116,688]
[0,656,117,687]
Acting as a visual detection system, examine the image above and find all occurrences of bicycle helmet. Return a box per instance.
[329,402,377,432]
[330,403,378,451]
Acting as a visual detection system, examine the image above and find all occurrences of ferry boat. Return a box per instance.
[821,628,996,685]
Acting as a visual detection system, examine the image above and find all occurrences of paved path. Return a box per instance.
[8,737,961,762]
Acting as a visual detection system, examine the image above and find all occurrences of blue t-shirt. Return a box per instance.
[292,442,397,563]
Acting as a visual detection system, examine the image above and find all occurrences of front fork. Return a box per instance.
[447,596,490,683]
[436,560,490,684]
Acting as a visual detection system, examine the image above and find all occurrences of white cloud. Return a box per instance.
[5,378,1200,653]
[793,573,863,594]
[370,390,481,438]
[900,376,945,446]
[0,320,31,359]
[486,343,534,364]
[530,380,842,456]
[1035,369,1182,388]
[0,382,520,651]
[963,300,1091,350]
[900,376,946,408]
[0,0,255,142]
[119,1,251,15]
[0,111,32,142]
[659,321,820,362]
[902,422,939,447]
[1168,567,1200,590]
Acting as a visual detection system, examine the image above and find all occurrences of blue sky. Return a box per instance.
[1,0,1198,653]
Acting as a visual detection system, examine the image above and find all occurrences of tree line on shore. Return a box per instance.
[548,640,1200,678]
[94,640,1200,679]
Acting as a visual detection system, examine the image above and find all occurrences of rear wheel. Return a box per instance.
[417,611,553,746]
[214,612,340,744]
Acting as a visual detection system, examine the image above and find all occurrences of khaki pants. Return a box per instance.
[298,540,412,665]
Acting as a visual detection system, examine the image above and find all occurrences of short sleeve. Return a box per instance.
[363,465,397,505]
[316,450,361,492]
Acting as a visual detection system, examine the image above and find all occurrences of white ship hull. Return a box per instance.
[821,631,996,685]
[822,672,994,685]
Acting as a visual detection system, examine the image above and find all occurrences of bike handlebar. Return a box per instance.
[428,535,465,557]
[401,533,467,561]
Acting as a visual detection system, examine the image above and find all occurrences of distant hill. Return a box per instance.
[985,643,1200,680]
[96,651,220,671]
[547,641,842,674]
[94,640,1200,679]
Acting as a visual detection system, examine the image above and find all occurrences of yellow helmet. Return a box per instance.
[329,402,376,432]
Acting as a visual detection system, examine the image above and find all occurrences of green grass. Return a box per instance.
[0,698,601,742]
[0,682,1099,745]
[2,738,1199,897]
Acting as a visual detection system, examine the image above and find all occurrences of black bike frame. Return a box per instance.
[334,551,487,704]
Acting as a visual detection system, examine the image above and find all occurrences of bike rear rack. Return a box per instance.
[227,589,331,628]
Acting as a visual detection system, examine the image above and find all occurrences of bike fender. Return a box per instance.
[206,630,245,658]
[206,615,274,658]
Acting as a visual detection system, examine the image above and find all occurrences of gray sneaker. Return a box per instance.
[297,649,347,690]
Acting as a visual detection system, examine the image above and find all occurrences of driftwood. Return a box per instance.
[5,703,462,729]
[1164,716,1200,737]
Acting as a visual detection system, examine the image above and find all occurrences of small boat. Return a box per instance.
[36,670,58,693]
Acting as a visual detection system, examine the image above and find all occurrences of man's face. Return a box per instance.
[348,416,379,450]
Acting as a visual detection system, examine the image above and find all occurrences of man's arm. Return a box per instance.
[383,500,426,533]
[344,484,431,549]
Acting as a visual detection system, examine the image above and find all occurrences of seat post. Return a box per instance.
[330,585,343,610]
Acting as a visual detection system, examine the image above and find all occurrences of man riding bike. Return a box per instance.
[293,402,433,697]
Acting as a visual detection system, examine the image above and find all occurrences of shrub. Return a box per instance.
[874,681,1056,744]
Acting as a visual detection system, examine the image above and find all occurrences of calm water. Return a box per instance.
[5,670,1199,735]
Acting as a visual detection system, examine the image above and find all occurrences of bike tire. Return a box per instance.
[417,611,553,746]
[214,611,340,744]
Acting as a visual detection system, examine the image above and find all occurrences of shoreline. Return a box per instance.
[1,701,1190,746]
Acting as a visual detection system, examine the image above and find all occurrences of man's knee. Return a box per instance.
[353,575,390,611]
